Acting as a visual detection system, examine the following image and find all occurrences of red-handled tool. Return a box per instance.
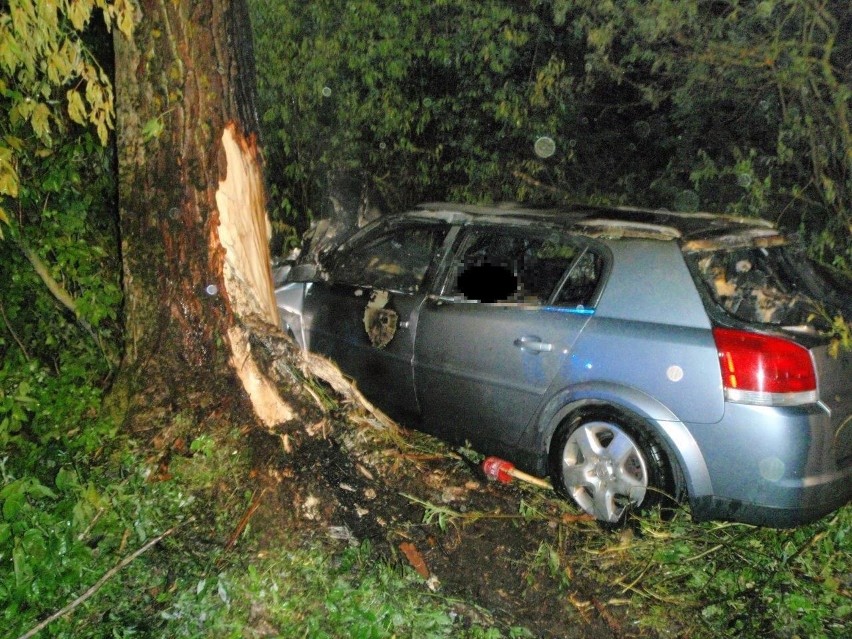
[482,457,552,489]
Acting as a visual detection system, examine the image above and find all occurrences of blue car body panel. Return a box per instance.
[276,203,852,526]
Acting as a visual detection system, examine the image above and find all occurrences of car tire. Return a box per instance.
[549,408,674,525]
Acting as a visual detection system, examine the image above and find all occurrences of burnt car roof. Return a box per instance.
[413,202,781,248]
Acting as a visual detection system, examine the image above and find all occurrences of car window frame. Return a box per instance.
[549,243,608,310]
[325,217,453,295]
[433,224,604,308]
[684,241,851,330]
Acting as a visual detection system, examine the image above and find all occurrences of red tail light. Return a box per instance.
[712,327,817,406]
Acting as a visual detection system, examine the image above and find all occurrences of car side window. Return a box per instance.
[446,230,580,304]
[552,249,604,308]
[330,222,448,292]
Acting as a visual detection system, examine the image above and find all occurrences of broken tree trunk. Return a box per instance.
[110,0,394,438]
[110,0,308,431]
[216,123,294,426]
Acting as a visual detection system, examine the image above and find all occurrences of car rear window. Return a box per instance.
[445,229,601,306]
[690,244,849,328]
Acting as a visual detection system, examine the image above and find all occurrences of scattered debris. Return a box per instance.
[482,456,553,489]
[568,593,594,624]
[591,598,623,635]
[399,541,430,578]
[440,486,468,503]
[425,575,441,592]
[327,525,357,543]
[562,512,596,524]
[301,495,321,520]
[245,414,628,638]
[356,463,375,480]
[223,489,267,553]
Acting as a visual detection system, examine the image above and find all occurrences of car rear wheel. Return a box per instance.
[549,409,673,525]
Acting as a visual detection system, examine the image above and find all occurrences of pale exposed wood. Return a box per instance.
[300,351,399,432]
[216,123,278,326]
[215,123,296,426]
[228,323,295,426]
[239,314,399,433]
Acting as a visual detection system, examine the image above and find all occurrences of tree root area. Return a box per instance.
[245,420,637,639]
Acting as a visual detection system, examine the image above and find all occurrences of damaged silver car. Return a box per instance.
[276,203,852,527]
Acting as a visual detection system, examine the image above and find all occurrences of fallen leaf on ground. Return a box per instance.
[399,541,430,578]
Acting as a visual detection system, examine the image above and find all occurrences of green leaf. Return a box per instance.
[25,478,57,501]
[55,467,78,491]
[142,116,164,141]
[12,541,27,587]
[67,0,93,31]
[0,147,19,198]
[66,88,87,124]
[1,481,26,520]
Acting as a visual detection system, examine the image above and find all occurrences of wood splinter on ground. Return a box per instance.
[223,488,267,554]
[399,541,430,579]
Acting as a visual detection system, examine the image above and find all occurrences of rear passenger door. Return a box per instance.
[413,227,603,449]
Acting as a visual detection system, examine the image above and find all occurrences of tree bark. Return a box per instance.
[111,0,303,431]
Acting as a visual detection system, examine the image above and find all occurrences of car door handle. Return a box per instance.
[513,335,553,353]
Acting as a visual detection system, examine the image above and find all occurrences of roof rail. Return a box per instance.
[573,218,681,240]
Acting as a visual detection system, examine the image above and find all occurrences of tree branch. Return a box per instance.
[0,296,30,360]
[16,238,108,360]
[15,523,183,639]
[19,242,80,319]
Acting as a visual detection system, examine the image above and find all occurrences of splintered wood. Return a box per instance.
[213,123,397,432]
[216,123,278,324]
[216,123,294,427]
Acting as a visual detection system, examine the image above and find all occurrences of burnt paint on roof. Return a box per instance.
[413,202,779,244]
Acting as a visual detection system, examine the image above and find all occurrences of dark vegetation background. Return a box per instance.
[250,1,851,267]
[0,1,849,637]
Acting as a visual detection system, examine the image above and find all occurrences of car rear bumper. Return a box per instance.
[687,402,852,527]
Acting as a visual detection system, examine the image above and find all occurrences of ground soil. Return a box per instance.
[245,413,649,639]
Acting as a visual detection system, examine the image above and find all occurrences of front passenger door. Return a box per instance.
[302,220,450,422]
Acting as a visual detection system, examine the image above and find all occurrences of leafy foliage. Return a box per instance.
[0,130,122,372]
[0,0,133,231]
[251,0,851,265]
[571,0,851,267]
[0,5,131,636]
[0,352,119,636]
[0,1,125,378]
[249,0,587,222]
[569,507,852,638]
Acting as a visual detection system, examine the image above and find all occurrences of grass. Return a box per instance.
[0,356,527,638]
[593,508,852,638]
[506,493,852,639]
[2,352,850,638]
